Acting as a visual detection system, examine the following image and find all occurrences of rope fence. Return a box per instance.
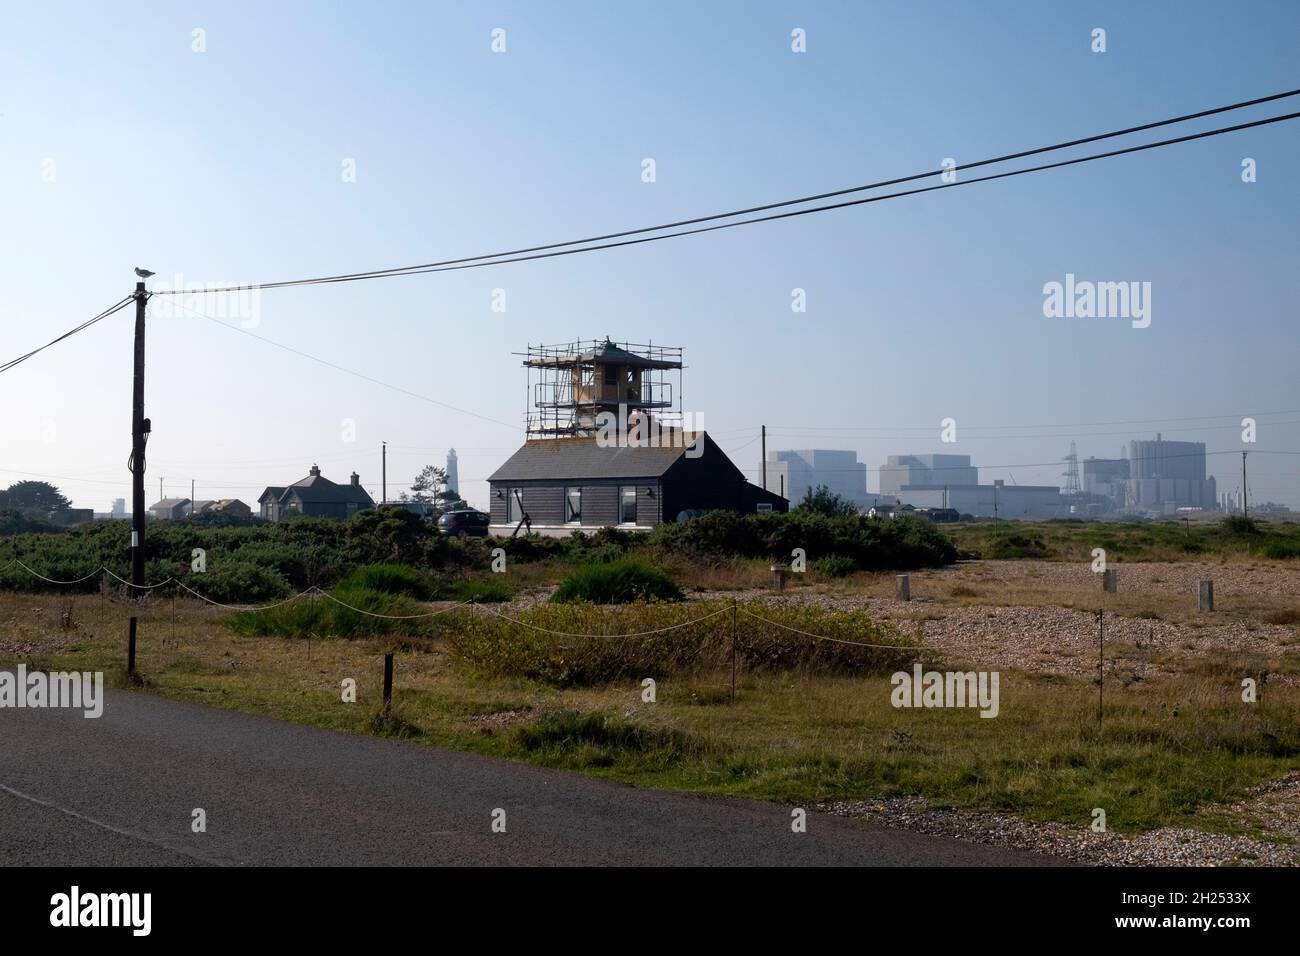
[2,560,928,704]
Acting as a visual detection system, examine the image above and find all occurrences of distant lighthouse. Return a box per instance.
[445,448,459,496]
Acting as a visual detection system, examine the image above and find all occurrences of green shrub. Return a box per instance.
[1222,515,1261,536]
[186,562,292,603]
[645,510,955,570]
[814,555,857,577]
[1258,540,1300,560]
[982,530,1049,560]
[337,563,434,599]
[552,558,683,604]
[448,577,513,603]
[224,585,431,639]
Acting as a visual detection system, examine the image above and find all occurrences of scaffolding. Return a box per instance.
[519,339,684,438]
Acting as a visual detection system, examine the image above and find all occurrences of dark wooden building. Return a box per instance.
[487,432,787,534]
[258,465,375,521]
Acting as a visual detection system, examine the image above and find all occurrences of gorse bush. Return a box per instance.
[551,558,683,604]
[337,563,434,600]
[645,511,957,570]
[813,554,857,577]
[448,577,513,603]
[445,600,918,686]
[0,510,453,595]
[224,586,433,639]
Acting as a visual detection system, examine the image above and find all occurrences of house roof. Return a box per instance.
[281,473,374,506]
[258,487,285,504]
[211,499,248,510]
[148,498,191,511]
[488,433,706,482]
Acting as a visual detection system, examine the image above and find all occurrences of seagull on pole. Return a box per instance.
[134,267,155,279]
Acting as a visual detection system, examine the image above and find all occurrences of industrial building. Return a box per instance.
[1078,437,1218,514]
[487,339,786,534]
[1122,436,1217,512]
[877,453,1063,519]
[879,454,979,494]
[762,449,871,508]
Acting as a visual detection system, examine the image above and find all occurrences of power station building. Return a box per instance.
[878,453,1062,519]
[1121,436,1217,512]
[762,449,871,508]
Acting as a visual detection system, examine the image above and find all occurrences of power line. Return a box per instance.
[171,299,519,431]
[0,296,134,376]
[151,89,1300,296]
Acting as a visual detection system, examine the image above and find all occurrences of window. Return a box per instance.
[756,503,773,513]
[565,487,582,523]
[620,486,638,525]
[507,488,522,524]
[604,364,618,386]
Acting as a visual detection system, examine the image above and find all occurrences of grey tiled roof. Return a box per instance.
[283,474,374,506]
[488,435,703,482]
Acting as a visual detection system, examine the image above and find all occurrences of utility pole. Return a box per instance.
[128,280,149,677]
[382,441,387,504]
[191,479,195,517]
[158,476,164,501]
[760,426,766,490]
[1241,451,1248,517]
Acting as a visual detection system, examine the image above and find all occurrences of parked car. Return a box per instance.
[437,509,491,537]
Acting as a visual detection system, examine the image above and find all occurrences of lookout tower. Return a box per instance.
[521,338,684,438]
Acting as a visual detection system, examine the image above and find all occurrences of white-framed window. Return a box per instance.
[756,502,773,513]
[620,486,638,525]
[565,487,582,523]
[507,488,523,524]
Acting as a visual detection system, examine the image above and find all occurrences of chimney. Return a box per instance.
[309,463,321,477]
[350,472,360,487]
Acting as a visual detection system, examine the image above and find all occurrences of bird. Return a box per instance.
[134,267,155,279]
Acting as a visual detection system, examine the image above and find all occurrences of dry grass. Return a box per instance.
[4,582,1299,839]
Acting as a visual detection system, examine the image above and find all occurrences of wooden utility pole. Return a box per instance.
[382,441,387,504]
[128,281,149,676]
[760,426,766,490]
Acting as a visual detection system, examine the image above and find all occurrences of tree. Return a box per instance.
[796,484,860,518]
[1,481,71,515]
[406,465,466,512]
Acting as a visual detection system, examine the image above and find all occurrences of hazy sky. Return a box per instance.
[2,1,1297,512]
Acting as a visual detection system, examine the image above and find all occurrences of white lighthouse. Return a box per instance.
[445,448,459,496]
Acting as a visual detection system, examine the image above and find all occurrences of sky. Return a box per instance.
[1,0,1297,513]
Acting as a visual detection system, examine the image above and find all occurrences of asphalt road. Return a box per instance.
[0,683,1059,866]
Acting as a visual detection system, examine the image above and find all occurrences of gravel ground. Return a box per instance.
[951,558,1300,600]
[690,557,1300,679]
[821,772,1300,867]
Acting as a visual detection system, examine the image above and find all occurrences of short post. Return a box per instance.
[730,598,737,703]
[1102,569,1117,593]
[127,626,136,676]
[1198,580,1214,612]
[896,574,911,601]
[1097,610,1104,729]
[382,652,394,710]
[770,562,788,592]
